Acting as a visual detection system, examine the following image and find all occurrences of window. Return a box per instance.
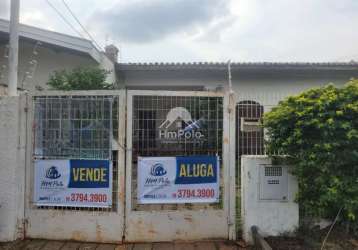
[236,100,264,157]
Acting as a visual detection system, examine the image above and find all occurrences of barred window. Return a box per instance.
[236,100,264,158]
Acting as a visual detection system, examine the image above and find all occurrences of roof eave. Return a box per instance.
[116,62,358,71]
[0,18,102,63]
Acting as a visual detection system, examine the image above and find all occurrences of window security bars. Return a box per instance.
[235,92,289,236]
[236,100,264,158]
[235,92,291,158]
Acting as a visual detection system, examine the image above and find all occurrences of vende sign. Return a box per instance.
[138,156,220,204]
[34,159,112,208]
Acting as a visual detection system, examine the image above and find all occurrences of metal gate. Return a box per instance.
[24,90,126,243]
[24,89,236,242]
[125,90,236,242]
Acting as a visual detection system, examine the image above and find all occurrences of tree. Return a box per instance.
[263,80,358,225]
[47,67,113,90]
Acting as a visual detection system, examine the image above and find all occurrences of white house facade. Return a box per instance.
[0,21,358,244]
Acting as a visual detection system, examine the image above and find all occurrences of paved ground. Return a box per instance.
[0,239,249,250]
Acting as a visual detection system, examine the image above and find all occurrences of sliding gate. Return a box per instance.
[25,90,126,243]
[125,90,236,241]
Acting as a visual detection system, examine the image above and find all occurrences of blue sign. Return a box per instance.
[68,160,110,188]
[175,156,218,184]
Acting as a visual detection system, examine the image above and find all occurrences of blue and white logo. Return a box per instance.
[150,163,167,176]
[45,166,61,179]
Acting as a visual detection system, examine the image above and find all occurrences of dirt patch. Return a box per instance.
[265,236,305,250]
[264,225,358,250]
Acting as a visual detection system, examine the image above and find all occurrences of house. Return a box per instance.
[116,61,358,100]
[1,20,358,244]
[1,18,358,101]
[0,18,116,93]
[2,19,358,161]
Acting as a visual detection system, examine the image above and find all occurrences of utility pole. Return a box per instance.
[227,60,232,93]
[8,0,20,96]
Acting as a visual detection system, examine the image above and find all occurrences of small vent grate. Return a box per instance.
[268,179,280,185]
[265,166,282,177]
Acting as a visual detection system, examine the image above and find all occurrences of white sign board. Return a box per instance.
[34,159,112,208]
[138,156,220,204]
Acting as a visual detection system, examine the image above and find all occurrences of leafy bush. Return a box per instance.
[47,67,113,90]
[264,80,358,223]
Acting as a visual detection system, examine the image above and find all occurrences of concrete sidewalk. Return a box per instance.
[0,239,249,250]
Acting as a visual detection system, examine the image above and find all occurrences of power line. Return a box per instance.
[44,0,84,38]
[61,0,103,51]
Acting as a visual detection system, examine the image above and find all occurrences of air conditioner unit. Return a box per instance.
[240,118,261,132]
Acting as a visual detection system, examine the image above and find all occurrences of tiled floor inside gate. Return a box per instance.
[0,239,248,250]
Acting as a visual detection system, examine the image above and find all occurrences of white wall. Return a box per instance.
[119,68,354,106]
[0,95,26,241]
[241,156,299,244]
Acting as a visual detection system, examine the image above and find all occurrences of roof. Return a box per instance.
[117,61,358,71]
[0,18,102,62]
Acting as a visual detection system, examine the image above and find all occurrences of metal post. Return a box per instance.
[8,0,20,96]
[227,60,233,93]
[227,59,237,240]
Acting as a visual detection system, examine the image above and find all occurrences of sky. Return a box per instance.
[0,0,358,63]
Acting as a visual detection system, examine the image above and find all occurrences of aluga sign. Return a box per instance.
[138,156,219,204]
[158,107,204,141]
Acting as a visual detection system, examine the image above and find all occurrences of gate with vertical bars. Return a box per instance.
[125,90,236,241]
[25,90,126,242]
[24,89,236,242]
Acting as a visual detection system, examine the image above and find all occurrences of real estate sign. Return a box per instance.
[138,156,220,204]
[34,159,112,208]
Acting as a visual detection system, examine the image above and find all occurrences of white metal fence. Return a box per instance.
[235,92,292,236]
[236,92,291,158]
[32,95,119,212]
[130,94,224,211]
[24,90,289,242]
[33,96,113,160]
[125,90,235,242]
[25,91,125,242]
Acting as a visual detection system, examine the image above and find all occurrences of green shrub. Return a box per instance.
[264,80,358,223]
[47,67,113,90]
